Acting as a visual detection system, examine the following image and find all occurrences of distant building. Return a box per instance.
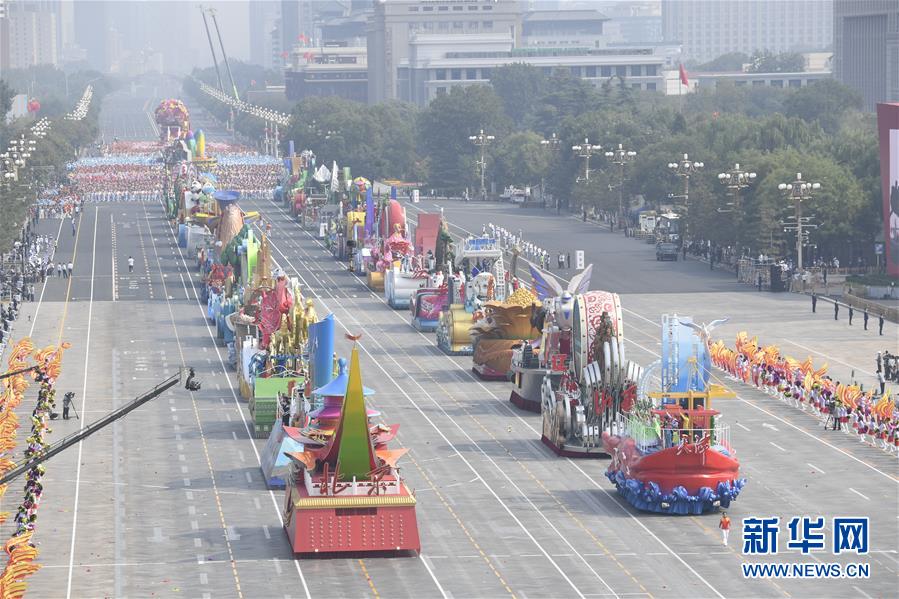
[833,0,899,110]
[522,10,608,48]
[285,45,368,103]
[662,0,833,63]
[685,70,832,94]
[3,0,59,68]
[399,33,665,107]
[74,0,108,71]
[367,0,524,104]
[321,11,368,47]
[250,1,279,69]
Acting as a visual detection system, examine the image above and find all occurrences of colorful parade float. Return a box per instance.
[601,314,746,514]
[435,235,506,354]
[358,188,410,293]
[154,98,190,142]
[501,265,645,457]
[383,212,441,309]
[282,342,420,556]
[469,285,544,381]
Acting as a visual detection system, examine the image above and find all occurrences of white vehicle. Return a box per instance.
[501,186,529,204]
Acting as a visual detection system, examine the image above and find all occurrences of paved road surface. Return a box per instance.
[2,85,895,597]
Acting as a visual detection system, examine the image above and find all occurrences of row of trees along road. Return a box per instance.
[193,62,880,266]
[0,68,113,253]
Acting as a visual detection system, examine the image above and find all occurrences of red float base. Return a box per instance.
[284,483,421,556]
[509,390,541,413]
[541,435,609,458]
[471,365,509,381]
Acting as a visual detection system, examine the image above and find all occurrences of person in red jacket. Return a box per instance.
[719,512,731,546]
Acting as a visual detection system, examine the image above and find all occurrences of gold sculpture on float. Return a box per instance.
[269,314,294,356]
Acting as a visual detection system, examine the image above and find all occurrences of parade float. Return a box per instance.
[469,286,544,381]
[384,212,440,309]
[601,314,746,514]
[410,271,464,332]
[507,265,645,458]
[436,235,506,354]
[283,342,420,555]
[154,98,190,142]
[359,190,409,292]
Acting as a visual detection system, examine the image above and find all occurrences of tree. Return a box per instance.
[0,79,15,116]
[693,52,750,72]
[418,85,508,191]
[748,51,806,73]
[492,131,550,189]
[489,63,547,127]
[783,79,863,134]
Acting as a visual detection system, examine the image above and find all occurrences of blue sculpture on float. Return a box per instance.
[308,313,335,391]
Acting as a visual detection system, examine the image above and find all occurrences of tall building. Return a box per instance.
[249,1,279,68]
[3,0,59,68]
[281,0,300,63]
[662,0,832,62]
[833,0,899,110]
[367,0,525,104]
[74,0,107,70]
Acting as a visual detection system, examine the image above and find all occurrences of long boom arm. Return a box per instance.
[0,371,185,486]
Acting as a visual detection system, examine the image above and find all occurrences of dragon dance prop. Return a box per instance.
[0,338,69,599]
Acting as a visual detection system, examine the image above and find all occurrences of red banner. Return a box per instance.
[877,103,899,276]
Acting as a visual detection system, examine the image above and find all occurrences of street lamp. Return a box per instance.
[540,133,561,210]
[572,138,601,183]
[667,153,704,254]
[778,172,820,271]
[604,143,637,226]
[717,163,756,259]
[468,128,495,201]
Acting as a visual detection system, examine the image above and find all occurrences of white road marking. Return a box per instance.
[735,422,751,431]
[849,488,870,501]
[769,442,786,452]
[262,525,271,539]
[266,206,724,598]
[807,463,825,474]
[263,224,609,599]
[65,206,99,599]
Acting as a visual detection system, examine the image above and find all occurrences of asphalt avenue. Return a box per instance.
[1,85,894,598]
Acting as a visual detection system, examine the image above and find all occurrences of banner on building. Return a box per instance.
[876,103,899,276]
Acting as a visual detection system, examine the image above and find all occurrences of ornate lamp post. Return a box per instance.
[717,163,756,254]
[667,153,704,255]
[778,173,820,271]
[604,143,637,226]
[540,132,561,210]
[468,129,495,201]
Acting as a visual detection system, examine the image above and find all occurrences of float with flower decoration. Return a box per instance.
[601,314,746,514]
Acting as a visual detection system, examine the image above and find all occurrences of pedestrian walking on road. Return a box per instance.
[557,252,564,270]
[71,217,76,236]
[834,301,839,321]
[719,512,731,545]
[878,371,886,395]
[757,272,763,292]
[848,306,854,326]
[567,252,571,269]
[863,310,869,331]
[878,315,884,336]
[67,262,73,278]
[128,256,134,273]
[56,263,62,278]
[811,293,817,313]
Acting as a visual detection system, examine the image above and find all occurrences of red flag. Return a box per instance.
[679,63,689,86]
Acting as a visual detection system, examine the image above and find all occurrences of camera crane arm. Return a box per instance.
[0,369,187,486]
